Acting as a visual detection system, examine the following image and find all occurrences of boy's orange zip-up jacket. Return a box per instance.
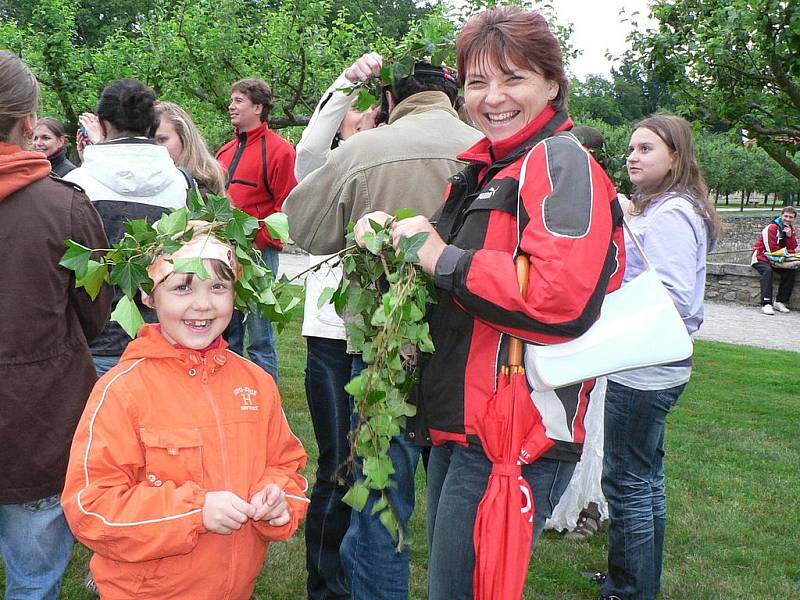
[62,324,309,600]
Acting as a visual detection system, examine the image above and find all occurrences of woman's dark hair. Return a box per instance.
[457,6,569,111]
[376,63,459,125]
[96,78,158,137]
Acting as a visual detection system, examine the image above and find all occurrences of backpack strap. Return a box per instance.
[177,166,196,190]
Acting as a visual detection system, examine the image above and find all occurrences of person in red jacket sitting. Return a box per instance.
[751,206,798,315]
[216,78,298,380]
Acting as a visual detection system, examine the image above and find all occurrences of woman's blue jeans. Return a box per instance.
[602,380,687,600]
[304,336,354,600]
[0,494,74,600]
[426,442,576,600]
[339,355,421,600]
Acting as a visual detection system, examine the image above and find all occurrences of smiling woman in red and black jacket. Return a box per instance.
[354,7,626,600]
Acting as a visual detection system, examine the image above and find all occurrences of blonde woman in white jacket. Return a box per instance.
[294,52,380,600]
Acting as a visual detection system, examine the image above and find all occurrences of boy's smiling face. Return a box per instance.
[146,270,235,350]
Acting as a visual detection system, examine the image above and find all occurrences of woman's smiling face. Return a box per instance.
[464,56,558,144]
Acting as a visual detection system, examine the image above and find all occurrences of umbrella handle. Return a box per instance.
[508,254,530,368]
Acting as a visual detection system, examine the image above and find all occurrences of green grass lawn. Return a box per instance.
[3,321,799,598]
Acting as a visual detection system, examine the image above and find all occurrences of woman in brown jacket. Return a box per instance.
[0,51,112,599]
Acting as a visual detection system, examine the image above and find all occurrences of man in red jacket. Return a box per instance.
[216,78,297,379]
[751,206,798,315]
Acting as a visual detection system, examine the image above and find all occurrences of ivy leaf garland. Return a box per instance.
[327,212,437,549]
[60,191,298,339]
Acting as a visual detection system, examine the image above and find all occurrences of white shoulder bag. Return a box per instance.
[517,146,693,392]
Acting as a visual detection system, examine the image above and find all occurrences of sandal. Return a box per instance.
[564,504,601,541]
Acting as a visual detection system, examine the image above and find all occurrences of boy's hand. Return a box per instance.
[250,484,291,527]
[202,491,255,535]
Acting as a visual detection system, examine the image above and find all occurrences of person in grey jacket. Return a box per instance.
[284,62,481,600]
[293,52,381,600]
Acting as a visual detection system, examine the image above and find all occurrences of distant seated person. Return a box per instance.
[751,206,799,315]
[33,117,76,177]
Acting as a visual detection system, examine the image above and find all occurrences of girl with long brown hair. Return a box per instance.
[601,114,719,600]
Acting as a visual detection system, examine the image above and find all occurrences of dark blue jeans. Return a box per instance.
[602,380,687,600]
[227,247,279,381]
[339,356,421,600]
[426,442,576,600]
[304,336,354,600]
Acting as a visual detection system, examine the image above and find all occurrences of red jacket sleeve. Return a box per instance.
[248,382,309,542]
[439,136,624,344]
[62,373,207,563]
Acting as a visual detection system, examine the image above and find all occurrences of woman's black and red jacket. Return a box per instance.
[414,106,626,461]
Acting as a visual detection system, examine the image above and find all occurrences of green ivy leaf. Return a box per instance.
[342,481,369,512]
[110,295,145,339]
[77,260,109,300]
[172,257,210,279]
[186,185,204,212]
[60,240,93,277]
[394,208,416,220]
[264,212,290,244]
[363,455,394,489]
[344,373,366,398]
[156,208,188,236]
[205,194,233,221]
[109,259,151,299]
[371,493,389,516]
[126,219,155,240]
[398,232,429,264]
[355,88,377,111]
[317,286,336,309]
[226,209,260,247]
[379,506,400,542]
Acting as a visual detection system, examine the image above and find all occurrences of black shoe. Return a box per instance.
[598,596,623,600]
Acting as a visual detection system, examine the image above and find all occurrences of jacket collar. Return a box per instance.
[459,105,573,165]
[0,142,51,202]
[235,122,269,144]
[121,323,230,368]
[387,91,458,125]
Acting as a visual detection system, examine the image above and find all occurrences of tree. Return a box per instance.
[0,0,451,148]
[570,75,626,126]
[628,0,800,180]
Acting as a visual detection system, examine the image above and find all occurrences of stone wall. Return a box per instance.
[710,215,769,264]
[704,214,800,307]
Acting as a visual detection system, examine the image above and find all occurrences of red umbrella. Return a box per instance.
[473,254,554,600]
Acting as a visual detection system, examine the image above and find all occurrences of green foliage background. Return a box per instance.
[1,0,798,199]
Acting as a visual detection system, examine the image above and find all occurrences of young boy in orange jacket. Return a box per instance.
[62,225,309,599]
